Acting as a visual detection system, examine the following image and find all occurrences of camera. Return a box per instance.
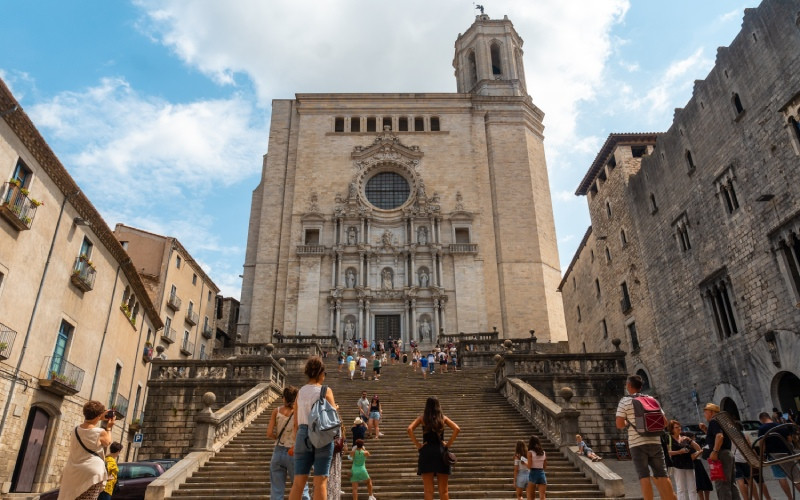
[105,410,115,420]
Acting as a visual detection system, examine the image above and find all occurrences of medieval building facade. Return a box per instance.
[238,14,568,345]
[562,0,800,422]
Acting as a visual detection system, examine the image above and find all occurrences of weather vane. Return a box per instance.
[475,4,484,15]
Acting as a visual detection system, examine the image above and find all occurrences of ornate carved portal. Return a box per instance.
[316,131,465,345]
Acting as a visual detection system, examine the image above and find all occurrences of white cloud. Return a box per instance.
[554,190,579,203]
[28,77,267,208]
[718,8,743,24]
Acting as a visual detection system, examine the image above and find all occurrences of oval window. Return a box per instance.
[364,172,410,210]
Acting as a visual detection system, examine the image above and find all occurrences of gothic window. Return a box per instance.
[716,167,740,215]
[673,213,692,252]
[733,93,745,115]
[490,43,502,75]
[364,172,410,210]
[398,117,408,131]
[467,51,478,88]
[621,281,632,313]
[790,117,800,152]
[351,118,361,132]
[685,150,696,172]
[701,272,739,339]
[414,116,424,131]
[771,219,800,303]
[334,117,344,132]
[430,117,440,131]
[366,117,377,132]
[636,369,650,392]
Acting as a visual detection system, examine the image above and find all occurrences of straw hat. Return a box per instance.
[703,403,720,413]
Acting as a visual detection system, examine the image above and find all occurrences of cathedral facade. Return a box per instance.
[238,14,567,345]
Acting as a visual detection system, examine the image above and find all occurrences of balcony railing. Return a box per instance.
[0,322,17,360]
[180,340,195,356]
[109,392,129,418]
[449,243,478,254]
[0,182,39,231]
[167,292,181,311]
[161,327,176,344]
[185,309,199,326]
[70,256,97,292]
[297,245,326,255]
[39,356,85,396]
[202,325,214,340]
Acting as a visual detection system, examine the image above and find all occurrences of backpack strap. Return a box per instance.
[319,385,328,402]
[74,426,103,459]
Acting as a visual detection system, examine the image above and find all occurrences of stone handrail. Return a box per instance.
[149,358,287,387]
[277,334,339,347]
[495,352,627,382]
[441,331,499,343]
[234,342,322,357]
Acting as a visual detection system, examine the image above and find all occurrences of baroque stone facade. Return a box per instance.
[238,14,567,345]
[561,0,800,423]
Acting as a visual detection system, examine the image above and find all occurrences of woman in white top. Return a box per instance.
[58,400,115,500]
[289,356,339,500]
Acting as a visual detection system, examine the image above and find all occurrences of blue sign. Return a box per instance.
[132,432,144,448]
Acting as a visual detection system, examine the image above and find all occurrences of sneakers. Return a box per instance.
[368,496,377,500]
[378,432,385,437]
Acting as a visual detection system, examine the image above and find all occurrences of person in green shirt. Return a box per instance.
[348,439,376,500]
[372,355,381,381]
[99,442,122,499]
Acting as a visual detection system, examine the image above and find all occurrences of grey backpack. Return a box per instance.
[308,385,341,448]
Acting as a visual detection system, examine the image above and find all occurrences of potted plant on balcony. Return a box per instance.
[30,198,43,207]
[128,418,142,432]
[8,178,20,187]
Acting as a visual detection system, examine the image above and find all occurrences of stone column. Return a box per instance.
[436,216,442,244]
[410,218,416,244]
[365,301,371,341]
[410,252,416,287]
[433,300,440,342]
[359,300,365,339]
[361,217,366,244]
[440,300,447,335]
[335,300,342,342]
[365,254,370,288]
[404,301,411,340]
[437,251,444,287]
[411,299,417,340]
[359,252,365,287]
[330,252,337,288]
[329,303,335,336]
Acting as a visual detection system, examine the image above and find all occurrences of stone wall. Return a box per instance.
[138,357,286,459]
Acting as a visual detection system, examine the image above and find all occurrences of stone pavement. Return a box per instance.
[603,458,788,499]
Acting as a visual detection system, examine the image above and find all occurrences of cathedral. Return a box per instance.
[238,13,567,345]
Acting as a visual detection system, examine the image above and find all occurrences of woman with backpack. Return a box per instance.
[407,396,461,500]
[289,356,339,500]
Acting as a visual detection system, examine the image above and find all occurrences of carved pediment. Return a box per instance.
[352,131,423,172]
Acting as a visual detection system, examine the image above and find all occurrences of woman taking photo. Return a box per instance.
[289,356,338,500]
[58,400,115,500]
[407,396,460,500]
[666,420,701,500]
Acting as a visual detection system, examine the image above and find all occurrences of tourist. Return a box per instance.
[338,350,345,372]
[372,354,381,381]
[98,442,122,500]
[693,450,713,500]
[351,417,367,447]
[368,395,384,439]
[526,435,547,500]
[348,439,376,500]
[402,351,408,365]
[407,396,460,500]
[615,374,676,500]
[732,421,768,500]
[327,423,347,500]
[513,440,529,500]
[427,351,436,374]
[702,403,738,500]
[575,434,602,462]
[289,356,338,500]
[268,386,309,500]
[419,352,428,379]
[348,356,356,381]
[665,420,700,500]
[359,355,367,380]
[57,400,115,500]
[758,411,800,497]
[449,346,458,371]
[357,391,370,423]
[438,349,448,373]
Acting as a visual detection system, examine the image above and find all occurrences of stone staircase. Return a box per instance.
[167,362,606,499]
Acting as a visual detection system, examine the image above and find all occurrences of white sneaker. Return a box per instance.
[378,432,385,437]
[368,496,377,500]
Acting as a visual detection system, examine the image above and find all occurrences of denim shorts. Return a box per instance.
[528,468,547,484]
[515,468,529,488]
[771,464,787,478]
[293,424,334,476]
[369,411,381,421]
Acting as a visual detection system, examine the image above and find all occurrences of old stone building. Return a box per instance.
[0,80,163,493]
[113,224,221,361]
[214,296,239,349]
[561,0,800,422]
[238,13,567,345]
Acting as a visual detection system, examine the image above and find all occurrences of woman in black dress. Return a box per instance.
[407,396,461,500]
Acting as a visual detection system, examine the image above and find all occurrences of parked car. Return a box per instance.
[741,420,761,444]
[140,457,180,471]
[37,461,166,500]
[682,424,707,446]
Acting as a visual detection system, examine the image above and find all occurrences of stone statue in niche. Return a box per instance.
[345,269,356,288]
[348,182,358,199]
[381,230,393,248]
[382,269,393,289]
[344,319,355,337]
[347,227,357,245]
[419,269,429,288]
[417,179,426,198]
[420,319,431,340]
[417,226,428,245]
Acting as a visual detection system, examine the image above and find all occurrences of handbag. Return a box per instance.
[308,385,341,448]
[442,446,457,466]
[334,435,346,454]
[708,459,725,481]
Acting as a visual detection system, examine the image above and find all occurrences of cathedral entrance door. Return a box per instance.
[374,315,401,344]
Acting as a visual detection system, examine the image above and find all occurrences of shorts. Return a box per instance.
[338,359,344,365]
[771,464,787,478]
[360,366,366,373]
[373,367,381,374]
[369,411,381,421]
[630,443,669,479]
[734,462,750,479]
[440,359,446,365]
[293,424,334,476]
[528,468,547,485]
[516,468,529,488]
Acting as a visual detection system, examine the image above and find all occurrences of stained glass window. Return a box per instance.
[364,172,410,210]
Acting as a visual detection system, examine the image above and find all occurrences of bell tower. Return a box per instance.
[453,13,527,96]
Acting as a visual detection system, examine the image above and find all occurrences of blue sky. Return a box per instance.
[1,1,751,298]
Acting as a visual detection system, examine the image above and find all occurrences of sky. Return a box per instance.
[1,1,753,299]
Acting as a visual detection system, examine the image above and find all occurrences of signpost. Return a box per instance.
[132,432,143,449]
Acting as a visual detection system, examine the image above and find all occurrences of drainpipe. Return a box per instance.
[89,261,126,399]
[0,190,80,439]
[122,306,147,457]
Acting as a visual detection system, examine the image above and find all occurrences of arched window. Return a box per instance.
[467,51,478,88]
[733,93,745,115]
[490,43,502,75]
[685,150,696,171]
[791,117,800,145]
[636,369,651,392]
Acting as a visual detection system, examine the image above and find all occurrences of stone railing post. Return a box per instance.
[191,392,217,451]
